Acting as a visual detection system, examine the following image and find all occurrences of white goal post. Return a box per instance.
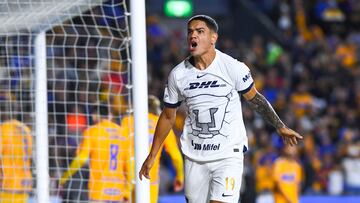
[130,1,150,203]
[0,0,149,203]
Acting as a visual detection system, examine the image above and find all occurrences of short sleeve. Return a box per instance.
[163,70,182,108]
[234,62,254,94]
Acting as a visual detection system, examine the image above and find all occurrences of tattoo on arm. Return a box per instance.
[246,92,285,129]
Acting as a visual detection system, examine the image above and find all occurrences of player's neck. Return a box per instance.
[284,155,296,161]
[193,48,216,70]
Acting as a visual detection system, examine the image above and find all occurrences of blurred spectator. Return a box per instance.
[273,145,303,203]
[0,98,33,203]
[254,131,277,203]
[342,140,360,195]
[301,134,322,194]
[335,37,358,69]
[317,152,337,193]
[290,83,314,119]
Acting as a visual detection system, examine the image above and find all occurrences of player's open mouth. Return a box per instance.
[189,42,198,51]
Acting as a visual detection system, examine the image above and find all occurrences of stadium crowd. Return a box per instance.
[0,0,359,202]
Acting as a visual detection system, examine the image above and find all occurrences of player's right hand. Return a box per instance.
[277,126,303,146]
[139,155,155,180]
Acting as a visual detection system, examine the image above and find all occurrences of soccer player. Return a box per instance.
[139,15,302,203]
[272,145,302,203]
[122,95,184,203]
[0,102,33,203]
[60,104,132,202]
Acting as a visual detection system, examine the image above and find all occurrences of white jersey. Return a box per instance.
[163,49,254,161]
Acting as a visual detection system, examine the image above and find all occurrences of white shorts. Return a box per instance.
[184,155,244,203]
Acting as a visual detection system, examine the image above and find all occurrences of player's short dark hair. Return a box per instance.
[188,15,218,33]
[93,103,109,117]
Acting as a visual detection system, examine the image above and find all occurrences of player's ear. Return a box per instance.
[211,32,218,45]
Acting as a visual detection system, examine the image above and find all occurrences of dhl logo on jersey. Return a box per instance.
[184,81,226,90]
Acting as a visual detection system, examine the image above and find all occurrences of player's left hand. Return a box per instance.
[173,178,184,192]
[277,127,303,146]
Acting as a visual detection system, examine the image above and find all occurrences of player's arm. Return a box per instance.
[123,127,133,201]
[163,130,184,191]
[273,179,292,203]
[298,163,304,195]
[59,131,91,185]
[24,125,33,160]
[243,85,302,146]
[124,152,133,201]
[59,148,89,185]
[139,107,177,180]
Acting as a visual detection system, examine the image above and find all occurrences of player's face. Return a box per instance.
[187,20,217,57]
[284,145,298,158]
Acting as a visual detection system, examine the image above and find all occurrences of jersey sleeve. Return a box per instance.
[163,70,182,108]
[233,61,254,94]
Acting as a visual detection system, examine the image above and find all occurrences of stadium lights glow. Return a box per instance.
[164,0,193,18]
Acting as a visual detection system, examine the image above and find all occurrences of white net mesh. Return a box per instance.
[0,0,133,202]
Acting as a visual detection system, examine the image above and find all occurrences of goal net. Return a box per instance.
[0,0,133,202]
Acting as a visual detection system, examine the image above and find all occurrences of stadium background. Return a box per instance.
[0,0,359,202]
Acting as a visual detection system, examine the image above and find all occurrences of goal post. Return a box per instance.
[34,31,50,203]
[130,0,151,203]
[0,0,150,202]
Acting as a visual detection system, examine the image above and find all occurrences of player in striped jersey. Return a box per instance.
[122,95,184,203]
[0,102,33,203]
[60,104,132,202]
